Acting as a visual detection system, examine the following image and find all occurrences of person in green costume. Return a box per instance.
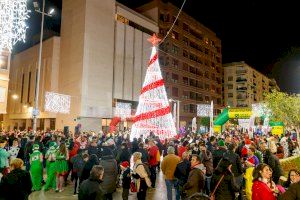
[55,142,69,192]
[30,144,43,191]
[44,142,57,191]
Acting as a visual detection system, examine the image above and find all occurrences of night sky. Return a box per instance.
[16,0,300,93]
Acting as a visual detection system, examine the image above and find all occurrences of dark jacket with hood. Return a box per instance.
[99,154,118,194]
[78,177,104,200]
[183,164,205,197]
[0,168,32,200]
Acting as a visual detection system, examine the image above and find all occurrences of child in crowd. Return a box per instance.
[120,161,131,200]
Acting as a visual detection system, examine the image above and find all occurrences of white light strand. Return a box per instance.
[0,0,30,52]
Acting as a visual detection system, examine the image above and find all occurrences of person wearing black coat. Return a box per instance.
[80,154,99,184]
[99,149,118,200]
[211,158,240,200]
[265,149,284,184]
[174,152,191,199]
[116,143,131,164]
[136,143,149,163]
[79,165,105,200]
[0,158,32,200]
[223,143,244,200]
[131,138,139,153]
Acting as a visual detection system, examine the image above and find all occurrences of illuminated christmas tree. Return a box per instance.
[130,34,176,140]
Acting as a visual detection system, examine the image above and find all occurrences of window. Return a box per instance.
[172,73,178,83]
[182,63,189,71]
[183,37,189,46]
[183,77,189,85]
[228,93,233,97]
[211,84,216,92]
[204,71,209,78]
[183,23,189,31]
[183,50,188,58]
[228,84,233,89]
[204,48,209,55]
[189,66,196,74]
[197,81,204,89]
[183,104,189,112]
[189,104,196,113]
[205,96,210,102]
[182,90,189,99]
[172,59,179,68]
[228,76,233,81]
[172,16,179,25]
[172,87,179,97]
[165,72,170,81]
[171,31,179,40]
[205,84,210,91]
[217,98,221,105]
[171,44,179,55]
[196,93,203,101]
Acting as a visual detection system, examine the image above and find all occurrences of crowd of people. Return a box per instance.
[0,128,299,200]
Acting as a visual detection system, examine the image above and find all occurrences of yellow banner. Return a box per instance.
[271,126,284,135]
[228,108,252,119]
[213,125,222,134]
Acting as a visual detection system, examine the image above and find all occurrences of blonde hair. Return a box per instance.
[10,158,24,169]
[133,152,142,159]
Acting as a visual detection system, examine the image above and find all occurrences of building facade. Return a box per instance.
[223,61,280,108]
[4,0,158,132]
[137,0,223,126]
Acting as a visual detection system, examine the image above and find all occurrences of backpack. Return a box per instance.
[137,163,151,177]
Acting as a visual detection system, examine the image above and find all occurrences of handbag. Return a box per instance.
[210,175,224,200]
[130,181,137,193]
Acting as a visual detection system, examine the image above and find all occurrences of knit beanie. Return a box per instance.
[218,139,225,147]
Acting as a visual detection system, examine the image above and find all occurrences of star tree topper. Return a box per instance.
[147,33,161,46]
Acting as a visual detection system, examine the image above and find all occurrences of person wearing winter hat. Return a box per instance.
[30,144,43,191]
[212,139,227,168]
[120,161,131,200]
[44,142,57,191]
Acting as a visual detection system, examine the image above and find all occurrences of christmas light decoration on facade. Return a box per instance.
[115,102,132,119]
[130,34,176,140]
[0,0,30,52]
[44,92,71,114]
[197,104,211,117]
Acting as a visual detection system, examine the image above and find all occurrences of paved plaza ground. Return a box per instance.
[29,170,170,200]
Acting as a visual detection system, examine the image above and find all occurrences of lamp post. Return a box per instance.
[169,98,180,131]
[32,0,54,132]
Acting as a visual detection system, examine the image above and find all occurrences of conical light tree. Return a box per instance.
[130,34,177,140]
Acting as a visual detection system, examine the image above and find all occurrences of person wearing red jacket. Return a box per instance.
[178,140,188,158]
[252,163,279,200]
[148,139,159,188]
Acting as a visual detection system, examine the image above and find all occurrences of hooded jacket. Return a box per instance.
[183,163,205,197]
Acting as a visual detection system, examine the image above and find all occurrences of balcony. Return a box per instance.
[236,78,247,82]
[236,86,247,91]
[237,95,247,100]
[236,70,247,74]
[237,103,248,107]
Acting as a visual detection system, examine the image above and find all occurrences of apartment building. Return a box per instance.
[224,61,280,108]
[137,0,223,126]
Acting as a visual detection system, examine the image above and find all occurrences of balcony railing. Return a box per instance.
[237,95,247,99]
[236,70,247,74]
[237,87,247,91]
[236,78,247,82]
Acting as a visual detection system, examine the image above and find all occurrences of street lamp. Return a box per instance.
[12,94,19,100]
[169,98,180,131]
[32,0,54,132]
